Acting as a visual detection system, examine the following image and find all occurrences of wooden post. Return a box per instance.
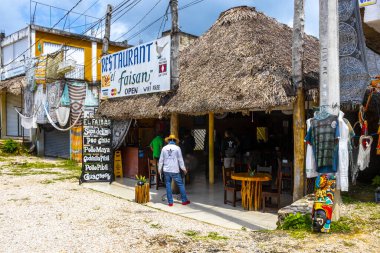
[292,89,306,201]
[0,93,6,138]
[169,0,180,143]
[170,113,178,137]
[292,0,306,202]
[208,112,214,184]
[319,0,341,221]
[170,0,179,90]
[101,4,112,56]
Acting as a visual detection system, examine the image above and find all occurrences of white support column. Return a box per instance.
[91,41,97,82]
[319,0,340,113]
[31,29,36,58]
[319,0,341,222]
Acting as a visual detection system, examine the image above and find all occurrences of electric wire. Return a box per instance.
[116,0,206,42]
[69,0,101,28]
[3,0,84,68]
[112,0,143,25]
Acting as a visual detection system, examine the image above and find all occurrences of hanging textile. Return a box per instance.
[34,85,47,124]
[112,120,132,150]
[68,82,86,125]
[338,0,370,104]
[336,112,354,192]
[46,50,64,82]
[43,103,83,131]
[24,58,37,117]
[305,114,340,173]
[56,107,70,127]
[305,118,318,178]
[15,109,37,129]
[84,86,99,107]
[357,135,373,171]
[60,84,71,106]
[71,126,83,162]
[35,56,47,85]
[46,81,63,123]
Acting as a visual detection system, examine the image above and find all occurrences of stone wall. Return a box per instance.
[277,194,315,227]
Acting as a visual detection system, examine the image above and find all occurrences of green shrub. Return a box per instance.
[279,213,312,230]
[2,139,19,154]
[330,217,352,233]
[372,175,380,187]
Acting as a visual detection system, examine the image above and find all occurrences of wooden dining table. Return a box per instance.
[231,172,272,211]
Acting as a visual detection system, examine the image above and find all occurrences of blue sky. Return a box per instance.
[0,0,319,44]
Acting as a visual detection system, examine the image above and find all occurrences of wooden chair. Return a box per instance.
[222,167,241,207]
[148,159,163,190]
[261,160,281,212]
[256,165,272,191]
[279,160,293,194]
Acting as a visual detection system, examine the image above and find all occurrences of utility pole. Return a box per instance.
[292,0,306,202]
[319,0,341,220]
[170,0,179,138]
[102,4,113,56]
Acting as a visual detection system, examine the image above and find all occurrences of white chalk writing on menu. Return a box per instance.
[80,108,113,184]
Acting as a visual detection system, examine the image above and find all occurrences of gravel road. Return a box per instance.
[0,156,379,253]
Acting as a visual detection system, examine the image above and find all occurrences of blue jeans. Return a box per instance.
[164,172,188,204]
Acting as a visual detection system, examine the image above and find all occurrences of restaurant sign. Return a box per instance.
[359,0,377,7]
[80,107,114,183]
[100,36,171,99]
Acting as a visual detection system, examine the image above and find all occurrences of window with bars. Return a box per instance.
[192,129,206,151]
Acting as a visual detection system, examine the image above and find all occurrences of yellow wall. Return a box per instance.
[35,31,124,82]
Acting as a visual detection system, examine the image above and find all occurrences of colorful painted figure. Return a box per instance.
[312,174,336,233]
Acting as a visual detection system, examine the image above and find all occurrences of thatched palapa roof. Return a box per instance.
[0,76,25,95]
[98,6,320,120]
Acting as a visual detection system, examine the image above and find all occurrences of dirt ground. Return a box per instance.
[0,155,379,253]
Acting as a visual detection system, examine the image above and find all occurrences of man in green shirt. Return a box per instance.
[150,133,164,159]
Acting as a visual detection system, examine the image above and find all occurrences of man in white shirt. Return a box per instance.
[158,134,190,206]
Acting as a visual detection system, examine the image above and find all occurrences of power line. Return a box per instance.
[112,0,142,25]
[116,0,206,42]
[3,0,84,68]
[69,0,101,28]
[157,2,170,38]
[20,0,131,77]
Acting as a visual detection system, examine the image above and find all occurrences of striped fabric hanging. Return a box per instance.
[68,82,86,125]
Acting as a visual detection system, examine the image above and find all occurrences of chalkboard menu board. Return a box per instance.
[80,108,114,183]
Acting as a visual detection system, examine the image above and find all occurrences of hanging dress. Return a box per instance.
[305,118,318,178]
[357,135,373,171]
[336,111,350,192]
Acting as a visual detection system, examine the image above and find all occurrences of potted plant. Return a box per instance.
[135,175,149,204]
[136,175,147,186]
[248,166,256,177]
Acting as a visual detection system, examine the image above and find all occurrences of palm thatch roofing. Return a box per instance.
[0,75,25,96]
[98,6,320,120]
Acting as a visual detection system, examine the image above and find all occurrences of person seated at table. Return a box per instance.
[221,129,240,169]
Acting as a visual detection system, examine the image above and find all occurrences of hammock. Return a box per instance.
[15,109,37,129]
[56,106,70,127]
[43,103,83,131]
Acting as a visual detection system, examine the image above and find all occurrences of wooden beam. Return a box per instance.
[208,112,214,184]
[0,92,6,138]
[170,113,178,138]
[170,0,179,90]
[101,4,113,56]
[292,88,306,201]
[292,0,306,201]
